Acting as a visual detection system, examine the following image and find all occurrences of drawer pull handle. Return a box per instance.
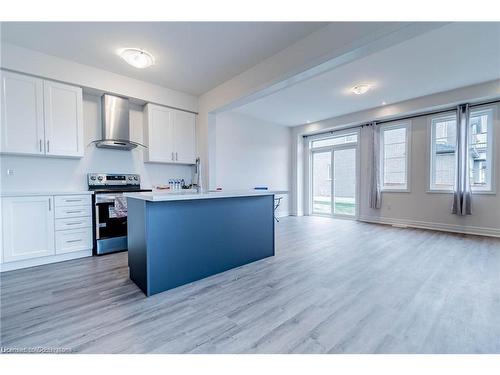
[66,222,82,226]
[67,239,82,243]
[66,210,83,214]
[65,199,83,202]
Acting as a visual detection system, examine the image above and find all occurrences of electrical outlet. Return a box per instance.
[6,169,15,176]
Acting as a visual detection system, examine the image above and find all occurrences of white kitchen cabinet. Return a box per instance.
[1,71,45,155]
[43,80,84,157]
[144,103,175,163]
[144,103,196,164]
[2,196,55,262]
[173,110,196,164]
[55,227,92,255]
[54,194,92,255]
[1,193,93,271]
[0,70,84,158]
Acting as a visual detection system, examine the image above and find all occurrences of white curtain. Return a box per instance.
[452,104,472,215]
[369,122,382,209]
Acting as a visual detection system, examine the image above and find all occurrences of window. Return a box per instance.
[469,108,494,192]
[380,122,410,191]
[430,114,457,191]
[428,107,494,193]
[311,133,358,149]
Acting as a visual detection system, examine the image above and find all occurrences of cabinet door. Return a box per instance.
[173,110,196,164]
[1,71,45,155]
[144,104,175,163]
[43,80,84,157]
[2,196,55,262]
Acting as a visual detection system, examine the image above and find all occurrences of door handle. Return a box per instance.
[48,198,51,211]
[175,152,178,161]
[46,140,50,153]
[39,139,43,152]
[171,152,174,161]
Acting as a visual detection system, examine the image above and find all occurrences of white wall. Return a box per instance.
[214,111,291,216]
[294,81,500,237]
[357,108,500,236]
[0,94,193,192]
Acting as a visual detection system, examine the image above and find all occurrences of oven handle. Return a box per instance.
[95,203,100,240]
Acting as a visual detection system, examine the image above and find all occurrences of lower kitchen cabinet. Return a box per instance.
[1,193,93,271]
[55,227,92,254]
[1,195,55,262]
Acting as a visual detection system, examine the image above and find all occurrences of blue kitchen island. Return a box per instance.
[125,190,280,296]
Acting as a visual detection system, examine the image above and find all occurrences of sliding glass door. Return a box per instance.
[332,147,356,216]
[311,151,333,215]
[310,132,358,218]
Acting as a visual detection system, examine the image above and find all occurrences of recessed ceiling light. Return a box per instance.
[382,101,387,106]
[351,83,371,95]
[118,48,155,69]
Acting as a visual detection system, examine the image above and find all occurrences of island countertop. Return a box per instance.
[127,190,277,296]
[124,189,288,202]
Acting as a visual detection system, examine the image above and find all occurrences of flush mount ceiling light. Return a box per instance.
[351,83,372,95]
[119,48,155,69]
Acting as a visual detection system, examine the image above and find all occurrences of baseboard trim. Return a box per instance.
[0,249,92,272]
[358,216,500,238]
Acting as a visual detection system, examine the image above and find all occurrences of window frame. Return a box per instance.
[428,112,457,193]
[309,129,359,151]
[308,128,360,218]
[469,106,495,194]
[380,121,412,193]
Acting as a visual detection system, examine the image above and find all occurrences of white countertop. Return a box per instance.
[0,190,94,197]
[124,190,288,202]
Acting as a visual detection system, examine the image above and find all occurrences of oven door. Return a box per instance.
[95,194,128,255]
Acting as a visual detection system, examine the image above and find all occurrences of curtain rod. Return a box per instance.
[303,98,500,138]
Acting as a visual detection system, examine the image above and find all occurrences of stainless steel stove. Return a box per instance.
[88,173,151,255]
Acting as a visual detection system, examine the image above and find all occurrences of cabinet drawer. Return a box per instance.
[55,216,92,231]
[55,205,91,219]
[55,228,92,254]
[55,195,91,207]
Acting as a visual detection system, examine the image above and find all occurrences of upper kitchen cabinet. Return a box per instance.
[173,110,196,164]
[0,71,84,158]
[1,71,45,155]
[143,103,175,163]
[43,80,84,157]
[144,103,196,165]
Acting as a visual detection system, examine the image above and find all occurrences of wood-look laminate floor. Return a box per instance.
[1,216,500,354]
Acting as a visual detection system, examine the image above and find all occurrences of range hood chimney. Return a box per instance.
[93,94,145,150]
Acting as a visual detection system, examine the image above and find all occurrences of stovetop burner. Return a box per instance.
[88,173,148,193]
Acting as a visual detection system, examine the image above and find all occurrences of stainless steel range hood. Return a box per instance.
[93,94,145,150]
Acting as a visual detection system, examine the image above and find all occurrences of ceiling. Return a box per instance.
[234,22,500,126]
[0,22,328,95]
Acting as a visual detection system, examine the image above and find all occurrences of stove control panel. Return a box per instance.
[88,173,140,187]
